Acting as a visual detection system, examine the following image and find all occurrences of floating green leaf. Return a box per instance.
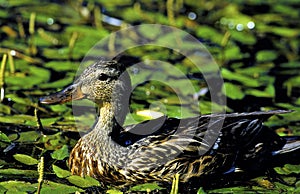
[129,183,165,192]
[274,164,300,175]
[256,50,277,62]
[51,145,69,160]
[222,68,261,87]
[230,31,256,45]
[245,84,275,98]
[223,45,245,60]
[40,180,83,193]
[106,189,123,194]
[9,131,40,142]
[6,66,50,89]
[223,82,245,99]
[0,104,11,114]
[0,132,11,143]
[196,25,224,44]
[197,187,206,194]
[67,175,100,188]
[0,180,36,193]
[0,168,38,177]
[52,164,71,178]
[13,154,38,165]
[44,61,80,72]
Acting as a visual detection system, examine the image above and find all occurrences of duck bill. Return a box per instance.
[39,83,85,105]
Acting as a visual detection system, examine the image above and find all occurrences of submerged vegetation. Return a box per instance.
[0,0,300,193]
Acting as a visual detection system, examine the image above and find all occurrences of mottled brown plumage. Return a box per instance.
[40,60,300,186]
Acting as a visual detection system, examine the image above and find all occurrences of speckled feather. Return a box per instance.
[40,60,300,186]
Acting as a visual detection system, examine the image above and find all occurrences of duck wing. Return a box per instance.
[114,110,291,148]
[115,110,293,179]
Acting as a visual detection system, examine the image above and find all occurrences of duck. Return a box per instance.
[39,59,300,186]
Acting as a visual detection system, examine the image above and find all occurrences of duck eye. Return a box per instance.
[98,73,109,81]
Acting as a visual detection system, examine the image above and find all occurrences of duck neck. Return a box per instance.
[97,101,121,138]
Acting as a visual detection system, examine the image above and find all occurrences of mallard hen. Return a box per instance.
[40,60,300,186]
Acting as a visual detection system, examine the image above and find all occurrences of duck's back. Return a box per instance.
[112,110,299,183]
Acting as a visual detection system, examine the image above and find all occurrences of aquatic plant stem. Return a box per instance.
[0,54,7,102]
[167,0,175,25]
[17,16,26,39]
[36,156,44,194]
[35,107,44,131]
[7,51,15,74]
[170,173,179,194]
[29,12,37,55]
[68,32,79,59]
[94,5,102,29]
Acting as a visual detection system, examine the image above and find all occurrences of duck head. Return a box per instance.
[39,60,130,106]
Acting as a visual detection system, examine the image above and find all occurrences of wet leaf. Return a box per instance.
[0,115,36,125]
[67,175,100,188]
[196,25,224,44]
[197,187,206,194]
[129,183,165,192]
[6,66,50,89]
[222,68,260,87]
[39,76,74,89]
[254,177,274,189]
[245,84,275,98]
[52,164,71,178]
[42,47,70,60]
[106,189,123,194]
[40,180,83,193]
[49,104,69,113]
[5,94,32,105]
[39,132,69,150]
[0,180,36,193]
[41,117,59,126]
[230,31,256,45]
[256,50,277,62]
[51,145,69,160]
[44,61,80,72]
[199,101,229,114]
[9,131,40,142]
[274,164,300,175]
[207,186,257,193]
[0,168,38,177]
[273,182,296,192]
[284,76,300,87]
[138,25,161,40]
[223,82,245,99]
[0,104,11,114]
[13,154,38,165]
[0,132,11,143]
[280,61,300,68]
[223,45,245,60]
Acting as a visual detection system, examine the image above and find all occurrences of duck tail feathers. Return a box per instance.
[273,136,300,155]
